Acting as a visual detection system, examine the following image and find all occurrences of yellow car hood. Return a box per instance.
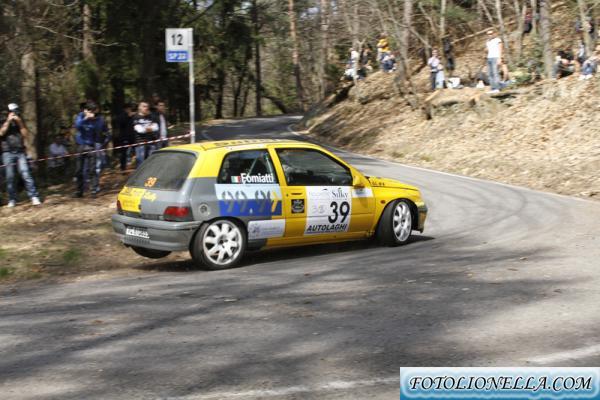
[368,176,419,191]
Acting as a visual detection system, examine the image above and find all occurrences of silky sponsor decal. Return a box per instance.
[291,199,305,214]
[304,186,352,235]
[352,188,373,198]
[248,219,286,240]
[400,367,600,400]
[231,173,275,184]
[215,184,282,217]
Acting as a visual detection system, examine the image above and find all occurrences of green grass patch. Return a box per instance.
[0,248,6,259]
[0,267,14,279]
[62,248,83,266]
[420,154,433,162]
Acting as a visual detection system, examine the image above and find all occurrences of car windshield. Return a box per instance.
[126,151,196,191]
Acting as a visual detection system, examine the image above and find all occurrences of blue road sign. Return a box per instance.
[166,51,189,63]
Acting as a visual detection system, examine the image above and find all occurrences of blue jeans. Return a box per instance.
[487,58,500,90]
[2,151,39,201]
[135,144,156,168]
[75,143,102,195]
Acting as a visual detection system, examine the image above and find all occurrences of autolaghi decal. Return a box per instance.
[399,367,600,400]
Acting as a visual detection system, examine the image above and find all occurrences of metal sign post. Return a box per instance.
[166,28,195,143]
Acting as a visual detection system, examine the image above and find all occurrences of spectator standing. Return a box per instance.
[74,101,109,197]
[132,101,159,167]
[381,53,396,73]
[359,46,374,77]
[377,33,390,64]
[342,47,360,80]
[150,93,161,113]
[443,37,455,75]
[524,10,533,34]
[115,103,136,171]
[486,30,503,93]
[0,103,41,207]
[427,49,442,91]
[156,101,169,149]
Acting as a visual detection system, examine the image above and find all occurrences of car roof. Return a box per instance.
[168,138,315,152]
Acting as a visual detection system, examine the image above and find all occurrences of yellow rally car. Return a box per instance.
[112,139,427,270]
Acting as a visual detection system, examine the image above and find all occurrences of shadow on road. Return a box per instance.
[131,235,435,274]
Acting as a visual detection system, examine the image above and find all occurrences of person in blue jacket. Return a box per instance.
[74,101,110,197]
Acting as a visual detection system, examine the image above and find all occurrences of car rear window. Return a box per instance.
[126,151,197,190]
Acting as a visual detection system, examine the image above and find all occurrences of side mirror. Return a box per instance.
[352,174,365,188]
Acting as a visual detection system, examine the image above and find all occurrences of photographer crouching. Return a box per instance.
[0,103,41,207]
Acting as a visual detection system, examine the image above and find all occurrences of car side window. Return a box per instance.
[217,150,278,184]
[276,148,352,186]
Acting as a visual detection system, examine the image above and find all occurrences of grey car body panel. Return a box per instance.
[112,214,201,251]
[113,175,281,252]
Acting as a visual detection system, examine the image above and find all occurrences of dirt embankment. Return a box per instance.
[300,71,600,200]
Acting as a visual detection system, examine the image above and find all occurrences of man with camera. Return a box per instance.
[0,103,41,207]
[74,101,110,197]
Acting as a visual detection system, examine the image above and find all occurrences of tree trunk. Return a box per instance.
[478,0,495,26]
[251,0,262,116]
[319,0,330,100]
[530,0,537,34]
[440,0,447,43]
[288,0,305,112]
[82,1,100,101]
[21,49,39,160]
[513,0,526,61]
[232,45,251,117]
[495,0,513,66]
[82,2,93,61]
[539,0,554,78]
[15,1,39,159]
[398,0,412,80]
[577,0,594,56]
[215,68,226,119]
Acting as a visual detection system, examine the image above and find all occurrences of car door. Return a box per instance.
[270,146,374,242]
[213,149,285,243]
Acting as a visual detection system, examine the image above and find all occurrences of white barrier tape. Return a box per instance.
[0,132,192,169]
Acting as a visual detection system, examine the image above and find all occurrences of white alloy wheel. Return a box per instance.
[393,201,412,242]
[202,220,243,267]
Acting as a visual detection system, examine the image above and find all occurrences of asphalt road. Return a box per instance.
[2,115,600,400]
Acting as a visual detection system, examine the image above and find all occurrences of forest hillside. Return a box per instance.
[300,3,600,199]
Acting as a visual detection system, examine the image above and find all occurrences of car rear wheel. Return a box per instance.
[376,199,413,246]
[191,219,246,270]
[131,246,172,259]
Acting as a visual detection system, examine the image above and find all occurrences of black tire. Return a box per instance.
[131,246,172,259]
[190,219,246,270]
[376,199,414,246]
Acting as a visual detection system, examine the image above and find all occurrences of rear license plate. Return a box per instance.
[125,226,150,239]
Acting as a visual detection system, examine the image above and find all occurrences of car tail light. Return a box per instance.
[116,200,123,214]
[164,206,192,222]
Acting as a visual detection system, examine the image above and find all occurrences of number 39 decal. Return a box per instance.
[328,201,350,223]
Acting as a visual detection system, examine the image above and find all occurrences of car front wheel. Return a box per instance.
[376,199,413,246]
[191,219,246,270]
